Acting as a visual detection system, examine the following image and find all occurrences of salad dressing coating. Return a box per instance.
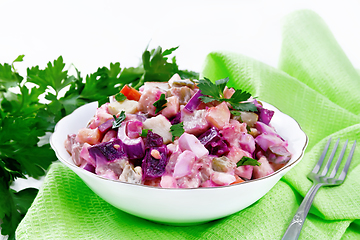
[65,74,292,188]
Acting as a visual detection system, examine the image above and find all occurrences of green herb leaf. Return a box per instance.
[230,102,258,112]
[0,45,199,239]
[153,94,167,114]
[112,111,126,129]
[114,92,127,102]
[170,122,184,141]
[230,110,242,116]
[13,55,25,64]
[140,129,152,137]
[197,78,222,99]
[236,156,261,167]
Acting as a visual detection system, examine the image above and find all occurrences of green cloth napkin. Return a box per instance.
[16,9,360,239]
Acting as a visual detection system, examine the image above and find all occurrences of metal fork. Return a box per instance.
[282,138,357,240]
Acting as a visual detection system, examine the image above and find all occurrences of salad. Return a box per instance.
[65,74,292,188]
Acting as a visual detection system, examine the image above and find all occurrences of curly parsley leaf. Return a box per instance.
[170,122,184,141]
[198,77,256,111]
[153,94,167,114]
[231,102,258,112]
[236,156,261,167]
[0,46,199,239]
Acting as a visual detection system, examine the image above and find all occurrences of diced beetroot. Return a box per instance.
[170,112,181,125]
[88,139,127,163]
[182,109,210,135]
[235,165,253,180]
[252,157,274,179]
[198,127,229,156]
[145,130,164,148]
[83,163,95,173]
[178,133,209,159]
[142,145,169,180]
[173,150,196,178]
[205,102,230,130]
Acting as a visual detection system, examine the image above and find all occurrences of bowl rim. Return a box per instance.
[50,101,308,191]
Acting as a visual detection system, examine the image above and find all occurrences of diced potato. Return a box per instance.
[108,99,139,115]
[205,102,230,130]
[143,115,172,144]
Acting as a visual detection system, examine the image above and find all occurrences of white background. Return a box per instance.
[1,0,360,239]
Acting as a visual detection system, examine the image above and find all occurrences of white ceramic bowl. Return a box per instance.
[50,101,308,225]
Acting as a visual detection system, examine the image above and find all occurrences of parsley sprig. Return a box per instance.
[153,94,167,114]
[236,156,261,167]
[0,46,198,239]
[112,111,126,129]
[170,122,184,141]
[197,77,257,112]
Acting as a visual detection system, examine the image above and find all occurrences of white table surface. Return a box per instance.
[1,0,359,239]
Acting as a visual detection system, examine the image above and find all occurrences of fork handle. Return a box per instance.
[282,183,323,240]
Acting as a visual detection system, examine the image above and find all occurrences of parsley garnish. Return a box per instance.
[140,129,152,137]
[153,94,167,114]
[170,122,184,141]
[236,156,261,167]
[112,111,126,129]
[0,46,199,239]
[197,77,256,112]
[114,92,127,102]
